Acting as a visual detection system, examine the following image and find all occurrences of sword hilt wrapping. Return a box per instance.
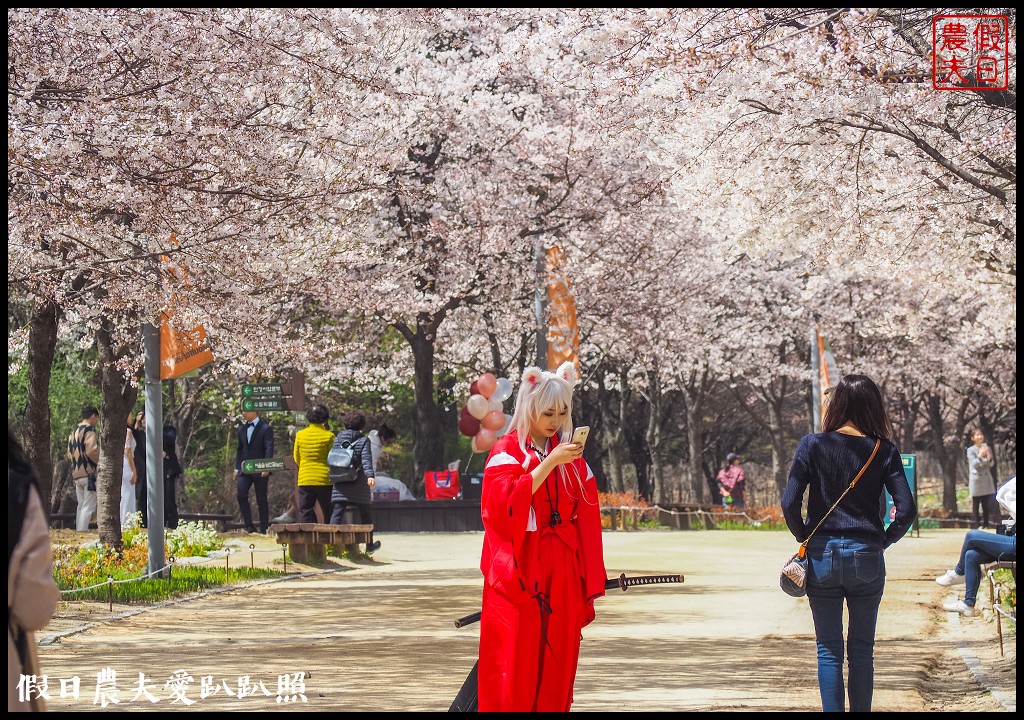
[613,572,685,591]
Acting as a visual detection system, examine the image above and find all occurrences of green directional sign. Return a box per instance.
[242,458,286,473]
[242,384,284,397]
[884,455,918,534]
[242,398,286,412]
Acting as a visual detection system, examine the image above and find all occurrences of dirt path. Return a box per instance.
[35,528,1014,712]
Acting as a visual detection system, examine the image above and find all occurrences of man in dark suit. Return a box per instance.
[235,410,274,533]
[163,422,183,529]
[131,411,148,526]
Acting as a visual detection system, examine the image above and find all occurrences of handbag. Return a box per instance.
[424,470,461,500]
[780,439,880,597]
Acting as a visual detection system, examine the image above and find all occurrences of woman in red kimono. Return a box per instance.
[478,361,607,712]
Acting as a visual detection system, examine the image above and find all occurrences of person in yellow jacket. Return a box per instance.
[293,403,335,523]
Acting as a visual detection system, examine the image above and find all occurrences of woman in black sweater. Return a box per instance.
[782,374,916,713]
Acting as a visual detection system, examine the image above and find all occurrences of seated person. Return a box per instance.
[935,475,1016,616]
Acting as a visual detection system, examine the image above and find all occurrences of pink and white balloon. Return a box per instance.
[497,413,513,437]
[476,373,497,399]
[466,393,489,420]
[482,410,505,431]
[475,428,497,453]
[467,372,508,453]
[492,377,514,402]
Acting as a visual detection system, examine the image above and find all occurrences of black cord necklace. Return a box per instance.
[529,437,548,461]
[530,438,561,528]
[546,476,561,527]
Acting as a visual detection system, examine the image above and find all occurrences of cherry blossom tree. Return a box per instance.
[9,8,1015,525]
[9,7,411,540]
[719,255,814,498]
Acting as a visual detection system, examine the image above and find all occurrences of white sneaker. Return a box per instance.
[935,569,965,586]
[942,600,977,617]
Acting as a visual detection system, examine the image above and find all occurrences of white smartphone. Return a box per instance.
[570,426,590,448]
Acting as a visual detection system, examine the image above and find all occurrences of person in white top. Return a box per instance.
[368,423,397,475]
[996,475,1016,521]
[120,412,139,525]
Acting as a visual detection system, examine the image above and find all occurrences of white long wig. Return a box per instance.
[508,361,578,454]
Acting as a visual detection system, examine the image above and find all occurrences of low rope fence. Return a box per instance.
[600,504,781,530]
[651,504,779,525]
[913,514,996,526]
[55,545,295,596]
[54,543,312,610]
[600,504,984,530]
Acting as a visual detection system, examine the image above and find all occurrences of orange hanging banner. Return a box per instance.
[159,234,215,379]
[817,325,839,397]
[160,312,215,380]
[546,245,580,371]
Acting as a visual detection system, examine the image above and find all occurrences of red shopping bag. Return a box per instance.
[424,470,461,500]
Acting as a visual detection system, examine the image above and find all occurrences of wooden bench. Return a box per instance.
[269,523,374,563]
[984,560,1016,657]
[179,513,234,532]
[49,512,77,529]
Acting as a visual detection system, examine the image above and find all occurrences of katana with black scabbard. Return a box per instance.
[448,572,685,712]
[453,572,685,628]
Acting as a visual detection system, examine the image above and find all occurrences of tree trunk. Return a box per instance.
[23,297,59,514]
[600,423,625,494]
[51,459,76,516]
[625,420,651,501]
[164,375,209,513]
[680,368,711,504]
[482,311,504,373]
[683,408,706,504]
[612,369,631,494]
[405,322,444,492]
[766,386,789,503]
[924,392,973,513]
[617,363,651,501]
[596,367,625,494]
[644,370,665,504]
[900,396,920,453]
[95,319,139,549]
[728,372,792,505]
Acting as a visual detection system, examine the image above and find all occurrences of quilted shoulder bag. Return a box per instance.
[781,438,880,597]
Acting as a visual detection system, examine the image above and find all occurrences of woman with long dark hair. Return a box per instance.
[781,374,917,712]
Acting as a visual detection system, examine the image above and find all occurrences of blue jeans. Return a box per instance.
[806,536,885,713]
[954,529,1016,606]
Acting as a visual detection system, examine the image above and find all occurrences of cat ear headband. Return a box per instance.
[521,361,578,389]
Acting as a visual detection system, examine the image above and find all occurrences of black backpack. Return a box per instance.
[328,437,363,483]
